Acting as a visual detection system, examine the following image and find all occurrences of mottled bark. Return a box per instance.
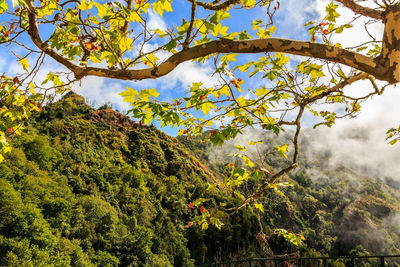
[336,0,383,19]
[68,38,385,81]
[380,5,400,83]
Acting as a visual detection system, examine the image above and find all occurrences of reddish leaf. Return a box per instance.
[188,202,194,210]
[7,128,14,134]
[199,206,207,214]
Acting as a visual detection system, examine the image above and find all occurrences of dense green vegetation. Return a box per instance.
[1,92,399,266]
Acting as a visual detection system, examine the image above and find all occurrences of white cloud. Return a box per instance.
[147,10,168,31]
[169,61,218,88]
[304,85,400,179]
[71,77,131,112]
[275,0,318,39]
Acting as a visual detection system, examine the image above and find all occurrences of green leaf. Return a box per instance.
[325,1,340,22]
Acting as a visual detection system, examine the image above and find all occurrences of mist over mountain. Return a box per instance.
[0,93,399,266]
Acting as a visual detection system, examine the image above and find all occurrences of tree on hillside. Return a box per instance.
[1,0,400,225]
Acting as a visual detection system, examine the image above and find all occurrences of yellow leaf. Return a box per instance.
[29,82,35,94]
[142,53,159,67]
[153,0,172,17]
[201,102,216,116]
[274,144,289,159]
[201,221,208,230]
[3,145,11,153]
[78,0,93,10]
[148,88,160,98]
[254,203,264,213]
[243,155,254,167]
[119,87,139,103]
[129,11,143,22]
[242,0,255,8]
[19,58,29,71]
[211,23,229,37]
[219,85,230,97]
[119,36,133,51]
[94,2,109,18]
[89,52,102,63]
[248,140,262,145]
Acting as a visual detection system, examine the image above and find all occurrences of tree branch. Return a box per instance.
[183,0,197,49]
[25,0,85,78]
[304,72,370,104]
[79,38,386,81]
[195,0,241,11]
[336,0,383,20]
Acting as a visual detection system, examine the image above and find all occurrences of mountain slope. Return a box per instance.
[180,130,400,260]
[1,92,400,266]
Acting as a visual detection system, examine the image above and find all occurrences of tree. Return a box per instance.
[1,0,399,225]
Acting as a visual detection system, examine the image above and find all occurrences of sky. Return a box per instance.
[1,0,400,178]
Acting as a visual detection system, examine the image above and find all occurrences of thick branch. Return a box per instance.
[336,0,383,20]
[25,1,84,77]
[196,0,241,10]
[79,38,385,81]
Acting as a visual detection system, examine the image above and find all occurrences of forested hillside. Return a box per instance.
[1,92,399,266]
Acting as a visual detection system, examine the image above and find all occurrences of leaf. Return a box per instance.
[248,140,262,145]
[211,23,229,37]
[0,0,8,14]
[142,53,159,67]
[274,144,288,159]
[136,88,160,101]
[119,36,133,51]
[201,221,208,230]
[325,1,340,22]
[29,82,35,94]
[201,102,216,116]
[19,58,29,71]
[237,62,253,73]
[265,71,276,81]
[220,54,238,66]
[129,11,144,22]
[254,203,264,213]
[94,2,109,18]
[78,0,93,10]
[219,85,230,97]
[165,39,177,51]
[209,217,224,230]
[242,0,255,8]
[236,145,246,151]
[153,0,172,17]
[119,87,139,103]
[193,198,209,207]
